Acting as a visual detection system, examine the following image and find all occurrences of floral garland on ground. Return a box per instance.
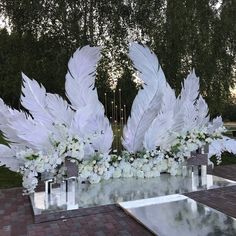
[16,123,226,193]
[78,126,226,184]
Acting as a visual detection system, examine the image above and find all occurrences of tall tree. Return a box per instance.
[0,0,235,118]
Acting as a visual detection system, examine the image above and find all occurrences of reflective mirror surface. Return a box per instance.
[119,194,236,236]
[30,174,236,215]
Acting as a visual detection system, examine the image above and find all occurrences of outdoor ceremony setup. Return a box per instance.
[1,42,236,235]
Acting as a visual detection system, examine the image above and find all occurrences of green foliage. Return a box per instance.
[0,0,235,118]
[211,152,236,166]
[222,103,236,121]
[0,166,22,188]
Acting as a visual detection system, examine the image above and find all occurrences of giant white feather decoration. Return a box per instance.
[45,93,74,126]
[70,103,112,154]
[171,70,200,135]
[65,46,113,154]
[144,81,176,150]
[195,95,209,128]
[209,136,236,158]
[0,98,29,145]
[65,46,101,109]
[144,111,174,150]
[122,43,165,153]
[81,112,113,154]
[144,68,209,151]
[207,116,223,134]
[0,97,53,150]
[178,70,199,104]
[21,73,54,127]
[0,145,21,171]
[8,117,52,151]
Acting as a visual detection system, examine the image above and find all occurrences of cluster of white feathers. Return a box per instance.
[0,42,235,174]
[122,43,236,158]
[0,46,113,171]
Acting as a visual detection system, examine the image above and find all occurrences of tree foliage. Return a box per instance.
[0,0,235,118]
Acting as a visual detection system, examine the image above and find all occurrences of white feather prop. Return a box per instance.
[0,97,53,151]
[65,46,113,154]
[207,116,223,134]
[144,68,209,151]
[179,69,199,104]
[144,81,176,150]
[144,111,174,150]
[21,73,53,126]
[209,136,236,158]
[122,43,165,153]
[195,95,209,128]
[171,70,200,134]
[177,101,198,134]
[70,103,113,154]
[0,98,29,145]
[45,93,74,126]
[9,117,52,151]
[83,114,113,154]
[70,104,100,136]
[0,145,21,171]
[65,46,101,109]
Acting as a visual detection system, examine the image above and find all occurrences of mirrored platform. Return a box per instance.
[119,194,236,236]
[30,174,236,216]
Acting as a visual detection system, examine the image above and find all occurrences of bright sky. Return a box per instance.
[231,88,236,98]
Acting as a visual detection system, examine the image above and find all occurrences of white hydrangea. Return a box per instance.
[135,170,145,178]
[89,173,101,184]
[113,167,122,178]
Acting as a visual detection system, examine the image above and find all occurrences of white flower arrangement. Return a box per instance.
[76,124,226,185]
[166,126,226,164]
[16,149,62,194]
[50,124,87,162]
[12,120,227,194]
[15,124,89,194]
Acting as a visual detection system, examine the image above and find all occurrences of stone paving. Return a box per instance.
[0,165,236,236]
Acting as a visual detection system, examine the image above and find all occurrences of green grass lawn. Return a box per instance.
[0,134,22,188]
[0,166,22,188]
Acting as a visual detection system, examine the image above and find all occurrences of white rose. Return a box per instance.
[56,158,62,165]
[103,170,113,180]
[84,165,93,172]
[80,170,91,179]
[136,170,144,178]
[113,162,118,167]
[123,170,133,178]
[98,167,105,176]
[89,173,101,184]
[145,171,153,178]
[159,159,168,172]
[152,170,160,177]
[113,168,122,178]
[142,164,151,172]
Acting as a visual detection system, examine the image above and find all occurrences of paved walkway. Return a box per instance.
[0,165,236,236]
